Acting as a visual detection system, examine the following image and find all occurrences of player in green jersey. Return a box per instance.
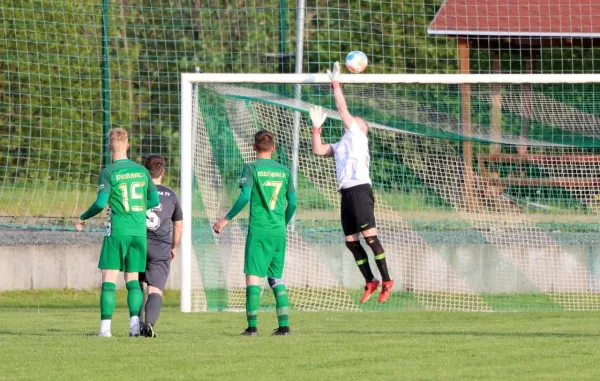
[75,128,159,337]
[213,130,297,336]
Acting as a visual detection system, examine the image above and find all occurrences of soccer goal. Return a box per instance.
[180,73,600,313]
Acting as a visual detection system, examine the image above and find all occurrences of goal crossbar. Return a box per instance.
[181,73,600,85]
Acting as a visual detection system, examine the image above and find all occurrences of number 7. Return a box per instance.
[262,180,283,210]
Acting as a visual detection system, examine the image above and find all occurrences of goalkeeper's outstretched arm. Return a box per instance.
[310,106,333,156]
[327,61,354,129]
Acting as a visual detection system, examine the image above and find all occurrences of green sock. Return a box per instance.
[126,280,143,318]
[273,284,290,328]
[246,285,261,328]
[100,282,116,320]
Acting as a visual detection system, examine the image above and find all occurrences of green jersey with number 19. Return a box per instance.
[98,159,157,236]
[240,158,294,236]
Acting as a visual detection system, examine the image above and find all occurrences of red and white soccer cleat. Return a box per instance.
[360,280,380,303]
[378,280,395,303]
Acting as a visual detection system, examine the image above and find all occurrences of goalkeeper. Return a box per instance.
[213,130,297,336]
[75,128,159,337]
[310,62,394,303]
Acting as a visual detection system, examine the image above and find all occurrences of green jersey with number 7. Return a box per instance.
[238,158,294,236]
[98,159,157,236]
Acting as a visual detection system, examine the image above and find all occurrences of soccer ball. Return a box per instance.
[345,51,368,73]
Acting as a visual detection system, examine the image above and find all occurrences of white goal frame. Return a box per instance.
[179,73,600,312]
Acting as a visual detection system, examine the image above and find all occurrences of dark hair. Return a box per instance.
[144,155,165,179]
[254,130,274,152]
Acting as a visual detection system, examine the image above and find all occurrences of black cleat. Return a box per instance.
[241,327,258,336]
[272,327,291,336]
[142,323,157,338]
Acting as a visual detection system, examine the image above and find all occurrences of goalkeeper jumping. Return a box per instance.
[213,130,297,336]
[310,62,394,303]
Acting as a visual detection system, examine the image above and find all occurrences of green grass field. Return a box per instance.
[2,291,600,380]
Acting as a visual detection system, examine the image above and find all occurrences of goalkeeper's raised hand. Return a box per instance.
[326,62,341,83]
[310,106,327,134]
[310,106,333,156]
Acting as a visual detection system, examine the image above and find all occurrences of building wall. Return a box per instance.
[2,244,599,293]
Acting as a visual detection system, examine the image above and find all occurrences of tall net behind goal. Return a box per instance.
[184,77,600,312]
[4,1,600,231]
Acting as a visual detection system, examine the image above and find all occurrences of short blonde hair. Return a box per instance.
[108,128,128,151]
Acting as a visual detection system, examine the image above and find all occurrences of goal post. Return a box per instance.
[180,78,194,313]
[180,73,600,313]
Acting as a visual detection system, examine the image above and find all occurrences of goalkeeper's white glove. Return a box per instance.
[310,106,327,131]
[326,62,341,83]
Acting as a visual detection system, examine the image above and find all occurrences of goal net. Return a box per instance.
[180,74,600,313]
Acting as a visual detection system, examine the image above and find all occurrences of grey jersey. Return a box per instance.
[146,184,183,244]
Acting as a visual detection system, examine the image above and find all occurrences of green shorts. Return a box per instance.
[244,234,286,279]
[99,235,147,273]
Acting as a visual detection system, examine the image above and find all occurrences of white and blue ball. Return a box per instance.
[345,51,368,73]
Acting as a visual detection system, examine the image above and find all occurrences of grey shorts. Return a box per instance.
[140,239,171,291]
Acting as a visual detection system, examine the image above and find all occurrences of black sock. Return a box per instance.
[365,236,391,282]
[375,257,391,282]
[140,283,146,325]
[345,241,375,283]
[145,293,163,326]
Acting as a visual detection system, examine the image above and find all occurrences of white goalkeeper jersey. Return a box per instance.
[331,120,372,190]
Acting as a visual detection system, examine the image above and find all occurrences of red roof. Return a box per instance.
[428,0,600,37]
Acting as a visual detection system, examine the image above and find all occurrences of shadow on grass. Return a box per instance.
[332,330,600,338]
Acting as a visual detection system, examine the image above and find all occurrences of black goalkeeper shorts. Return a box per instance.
[340,183,376,236]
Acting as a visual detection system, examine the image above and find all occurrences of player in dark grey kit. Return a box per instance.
[140,155,183,337]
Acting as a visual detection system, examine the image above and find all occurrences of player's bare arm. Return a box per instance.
[310,106,333,157]
[171,220,183,259]
[327,61,355,129]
